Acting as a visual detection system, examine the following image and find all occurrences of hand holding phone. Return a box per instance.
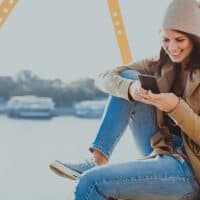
[138,74,160,94]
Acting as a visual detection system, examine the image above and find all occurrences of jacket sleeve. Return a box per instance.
[169,98,200,145]
[95,57,157,100]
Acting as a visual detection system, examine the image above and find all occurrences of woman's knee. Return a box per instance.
[76,167,117,199]
[120,70,140,80]
[74,171,95,198]
[76,168,101,191]
[75,168,106,199]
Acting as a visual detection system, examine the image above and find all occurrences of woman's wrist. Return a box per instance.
[167,97,181,113]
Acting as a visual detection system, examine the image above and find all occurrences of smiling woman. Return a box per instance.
[1,1,200,200]
[50,0,200,199]
[161,30,194,63]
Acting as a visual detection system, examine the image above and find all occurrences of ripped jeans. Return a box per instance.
[74,70,200,200]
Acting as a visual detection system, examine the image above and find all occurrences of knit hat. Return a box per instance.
[162,0,200,39]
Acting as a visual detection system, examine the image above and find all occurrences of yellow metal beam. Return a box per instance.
[0,0,18,28]
[107,0,132,64]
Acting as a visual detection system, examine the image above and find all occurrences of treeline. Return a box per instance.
[0,70,107,107]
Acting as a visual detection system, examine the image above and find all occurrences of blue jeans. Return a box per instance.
[74,70,200,200]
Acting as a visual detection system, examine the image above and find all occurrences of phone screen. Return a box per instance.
[138,74,160,94]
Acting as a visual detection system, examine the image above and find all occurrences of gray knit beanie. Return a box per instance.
[162,0,200,39]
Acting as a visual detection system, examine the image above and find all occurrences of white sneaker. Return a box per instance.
[49,158,96,180]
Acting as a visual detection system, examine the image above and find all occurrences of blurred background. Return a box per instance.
[0,0,172,199]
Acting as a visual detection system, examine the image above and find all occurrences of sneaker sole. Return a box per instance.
[49,160,80,180]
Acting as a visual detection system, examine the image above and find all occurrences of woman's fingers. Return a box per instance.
[129,80,148,102]
[139,92,180,112]
[140,98,155,105]
[140,91,163,101]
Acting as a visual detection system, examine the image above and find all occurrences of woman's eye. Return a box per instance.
[162,39,169,43]
[176,39,184,42]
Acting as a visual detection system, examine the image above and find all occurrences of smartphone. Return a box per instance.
[138,74,160,94]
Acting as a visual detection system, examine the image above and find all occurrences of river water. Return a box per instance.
[0,115,141,200]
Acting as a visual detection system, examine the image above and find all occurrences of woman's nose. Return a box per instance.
[168,41,179,53]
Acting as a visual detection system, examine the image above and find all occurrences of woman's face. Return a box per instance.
[161,29,193,63]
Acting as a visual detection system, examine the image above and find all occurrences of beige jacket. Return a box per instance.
[95,57,200,183]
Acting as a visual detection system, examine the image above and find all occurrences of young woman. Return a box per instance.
[50,0,200,199]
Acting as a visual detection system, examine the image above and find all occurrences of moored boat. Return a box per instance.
[73,99,107,118]
[7,96,55,119]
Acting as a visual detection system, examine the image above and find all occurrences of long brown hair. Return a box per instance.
[151,30,200,79]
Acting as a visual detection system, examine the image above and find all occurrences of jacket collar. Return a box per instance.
[186,69,200,97]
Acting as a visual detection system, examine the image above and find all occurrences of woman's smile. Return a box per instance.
[161,29,193,63]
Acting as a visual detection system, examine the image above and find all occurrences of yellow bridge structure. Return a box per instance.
[0,0,132,65]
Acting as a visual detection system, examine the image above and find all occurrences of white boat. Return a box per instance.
[73,99,107,118]
[7,96,55,119]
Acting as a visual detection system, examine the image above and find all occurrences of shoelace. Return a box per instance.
[66,158,96,171]
[78,158,95,168]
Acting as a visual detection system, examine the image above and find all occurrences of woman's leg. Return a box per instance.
[90,95,134,160]
[128,101,158,157]
[50,70,158,178]
[74,155,199,200]
[90,70,138,160]
[91,70,157,159]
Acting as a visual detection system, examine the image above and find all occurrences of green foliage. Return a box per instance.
[0,70,107,107]
[0,76,17,98]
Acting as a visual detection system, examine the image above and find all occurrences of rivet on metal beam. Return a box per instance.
[115,21,120,26]
[113,11,118,17]
[117,30,122,35]
[3,8,9,13]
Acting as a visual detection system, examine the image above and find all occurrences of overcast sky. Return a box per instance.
[0,0,171,82]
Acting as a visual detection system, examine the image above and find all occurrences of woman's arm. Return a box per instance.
[95,57,157,100]
[168,99,200,145]
[140,91,200,145]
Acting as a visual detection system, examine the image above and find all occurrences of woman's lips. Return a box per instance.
[169,51,182,58]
